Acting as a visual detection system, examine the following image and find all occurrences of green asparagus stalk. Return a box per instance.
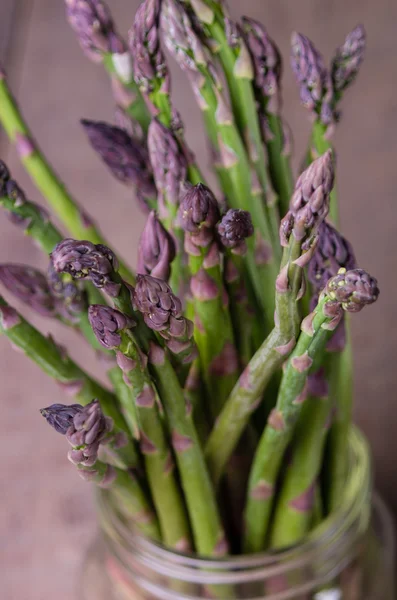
[64,0,151,132]
[0,294,138,468]
[205,152,334,485]
[89,304,192,550]
[51,237,228,556]
[0,73,134,283]
[269,369,332,548]
[243,268,379,553]
[41,400,160,540]
[242,17,294,219]
[178,184,239,416]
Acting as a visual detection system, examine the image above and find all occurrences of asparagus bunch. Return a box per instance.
[0,1,380,578]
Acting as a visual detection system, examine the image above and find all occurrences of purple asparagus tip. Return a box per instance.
[65,0,125,62]
[332,25,366,94]
[0,160,10,194]
[308,221,356,292]
[137,211,176,281]
[326,268,379,313]
[0,264,57,317]
[134,274,196,360]
[290,32,335,126]
[51,239,120,296]
[147,119,187,213]
[129,0,169,94]
[67,399,113,466]
[242,17,282,113]
[88,304,134,349]
[280,150,334,247]
[81,119,156,197]
[217,209,254,254]
[178,183,220,248]
[40,403,83,435]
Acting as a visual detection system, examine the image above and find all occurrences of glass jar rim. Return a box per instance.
[97,427,372,587]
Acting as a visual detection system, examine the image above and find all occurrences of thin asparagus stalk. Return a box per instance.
[81,120,157,212]
[0,72,135,283]
[243,269,379,553]
[51,238,228,556]
[217,208,256,365]
[161,0,279,325]
[242,17,294,219]
[89,304,192,551]
[41,400,160,540]
[64,0,151,131]
[205,152,334,485]
[0,294,138,468]
[269,369,332,549]
[178,184,239,416]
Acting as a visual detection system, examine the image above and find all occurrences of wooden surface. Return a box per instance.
[1,1,396,598]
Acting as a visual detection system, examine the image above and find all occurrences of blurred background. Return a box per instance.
[0,1,396,598]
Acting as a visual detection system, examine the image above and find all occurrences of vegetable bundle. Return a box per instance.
[0,0,378,559]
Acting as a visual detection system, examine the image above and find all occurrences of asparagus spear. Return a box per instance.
[81,119,157,211]
[269,369,332,548]
[0,73,135,283]
[0,295,137,468]
[178,184,239,415]
[243,268,379,553]
[89,304,192,550]
[205,152,334,485]
[65,0,150,131]
[41,400,160,540]
[242,17,294,219]
[51,238,228,556]
[217,208,256,365]
[161,0,280,321]
[331,25,366,100]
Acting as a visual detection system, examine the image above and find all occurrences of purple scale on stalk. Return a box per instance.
[268,409,285,431]
[172,430,193,453]
[15,133,35,158]
[289,483,316,513]
[250,480,274,501]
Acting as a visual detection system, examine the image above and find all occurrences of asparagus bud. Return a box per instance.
[51,239,120,297]
[325,268,379,313]
[308,221,356,291]
[66,399,113,465]
[290,32,335,126]
[147,119,187,212]
[217,209,254,254]
[65,0,125,62]
[47,261,88,318]
[134,274,197,362]
[0,264,57,317]
[332,25,366,94]
[88,304,135,350]
[280,150,334,249]
[242,17,282,114]
[178,183,220,247]
[137,211,176,281]
[129,0,170,94]
[81,119,156,197]
[40,403,83,434]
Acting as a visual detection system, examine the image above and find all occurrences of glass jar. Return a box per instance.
[81,428,395,599]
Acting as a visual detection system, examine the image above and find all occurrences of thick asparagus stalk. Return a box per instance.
[0,73,135,283]
[242,17,294,219]
[0,295,138,468]
[269,369,332,548]
[41,400,160,539]
[89,304,192,550]
[65,0,150,131]
[51,238,228,556]
[243,268,379,553]
[81,119,157,211]
[205,152,334,484]
[178,184,239,415]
